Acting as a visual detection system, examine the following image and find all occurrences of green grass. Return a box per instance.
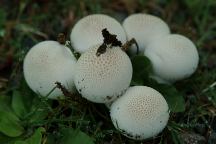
[0,0,216,143]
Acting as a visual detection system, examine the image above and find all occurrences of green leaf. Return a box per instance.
[14,141,27,144]
[14,127,45,144]
[60,128,94,144]
[19,79,37,110]
[156,85,185,112]
[0,9,6,28]
[170,130,182,144]
[12,91,28,118]
[0,133,18,144]
[183,0,206,16]
[0,110,24,137]
[26,127,44,144]
[0,95,12,113]
[27,97,49,123]
[46,133,58,144]
[131,55,152,85]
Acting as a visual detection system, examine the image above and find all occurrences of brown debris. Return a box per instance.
[96,28,122,57]
[55,82,88,104]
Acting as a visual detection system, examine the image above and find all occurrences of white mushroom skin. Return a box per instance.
[70,14,127,53]
[74,44,132,103]
[23,41,77,99]
[123,13,170,54]
[144,34,199,83]
[110,86,169,140]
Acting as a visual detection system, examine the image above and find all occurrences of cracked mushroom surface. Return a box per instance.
[74,44,132,103]
[70,14,127,53]
[123,13,170,54]
[110,86,169,140]
[23,41,77,99]
[144,34,199,83]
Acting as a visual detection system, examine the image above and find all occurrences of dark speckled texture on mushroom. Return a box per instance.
[74,44,132,103]
[110,86,169,140]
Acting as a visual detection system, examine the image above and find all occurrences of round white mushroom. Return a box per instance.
[110,86,169,140]
[23,41,77,99]
[123,13,170,54]
[70,14,127,53]
[144,34,199,83]
[74,44,132,103]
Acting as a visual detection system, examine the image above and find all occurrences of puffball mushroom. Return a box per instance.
[70,14,127,53]
[110,86,169,140]
[23,41,77,99]
[123,13,170,54]
[74,44,132,103]
[144,34,199,83]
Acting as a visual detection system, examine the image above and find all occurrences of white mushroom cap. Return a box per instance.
[74,44,132,103]
[70,14,127,53]
[144,34,199,83]
[23,41,77,99]
[123,13,170,54]
[110,86,169,140]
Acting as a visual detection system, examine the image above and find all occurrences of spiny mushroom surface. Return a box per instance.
[74,29,132,103]
[23,41,77,99]
[110,86,169,140]
[144,34,199,83]
[123,13,170,54]
[74,44,132,103]
[70,14,127,53]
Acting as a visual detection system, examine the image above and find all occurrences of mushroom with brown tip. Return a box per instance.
[70,14,127,53]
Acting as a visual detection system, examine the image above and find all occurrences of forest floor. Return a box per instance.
[0,0,216,144]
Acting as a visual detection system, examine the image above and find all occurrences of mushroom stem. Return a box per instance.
[122,38,139,55]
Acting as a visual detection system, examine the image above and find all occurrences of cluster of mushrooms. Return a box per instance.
[23,13,199,140]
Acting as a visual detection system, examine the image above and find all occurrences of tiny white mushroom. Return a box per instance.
[23,41,77,99]
[123,13,170,54]
[70,14,127,53]
[74,44,132,103]
[110,86,169,140]
[144,34,199,83]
